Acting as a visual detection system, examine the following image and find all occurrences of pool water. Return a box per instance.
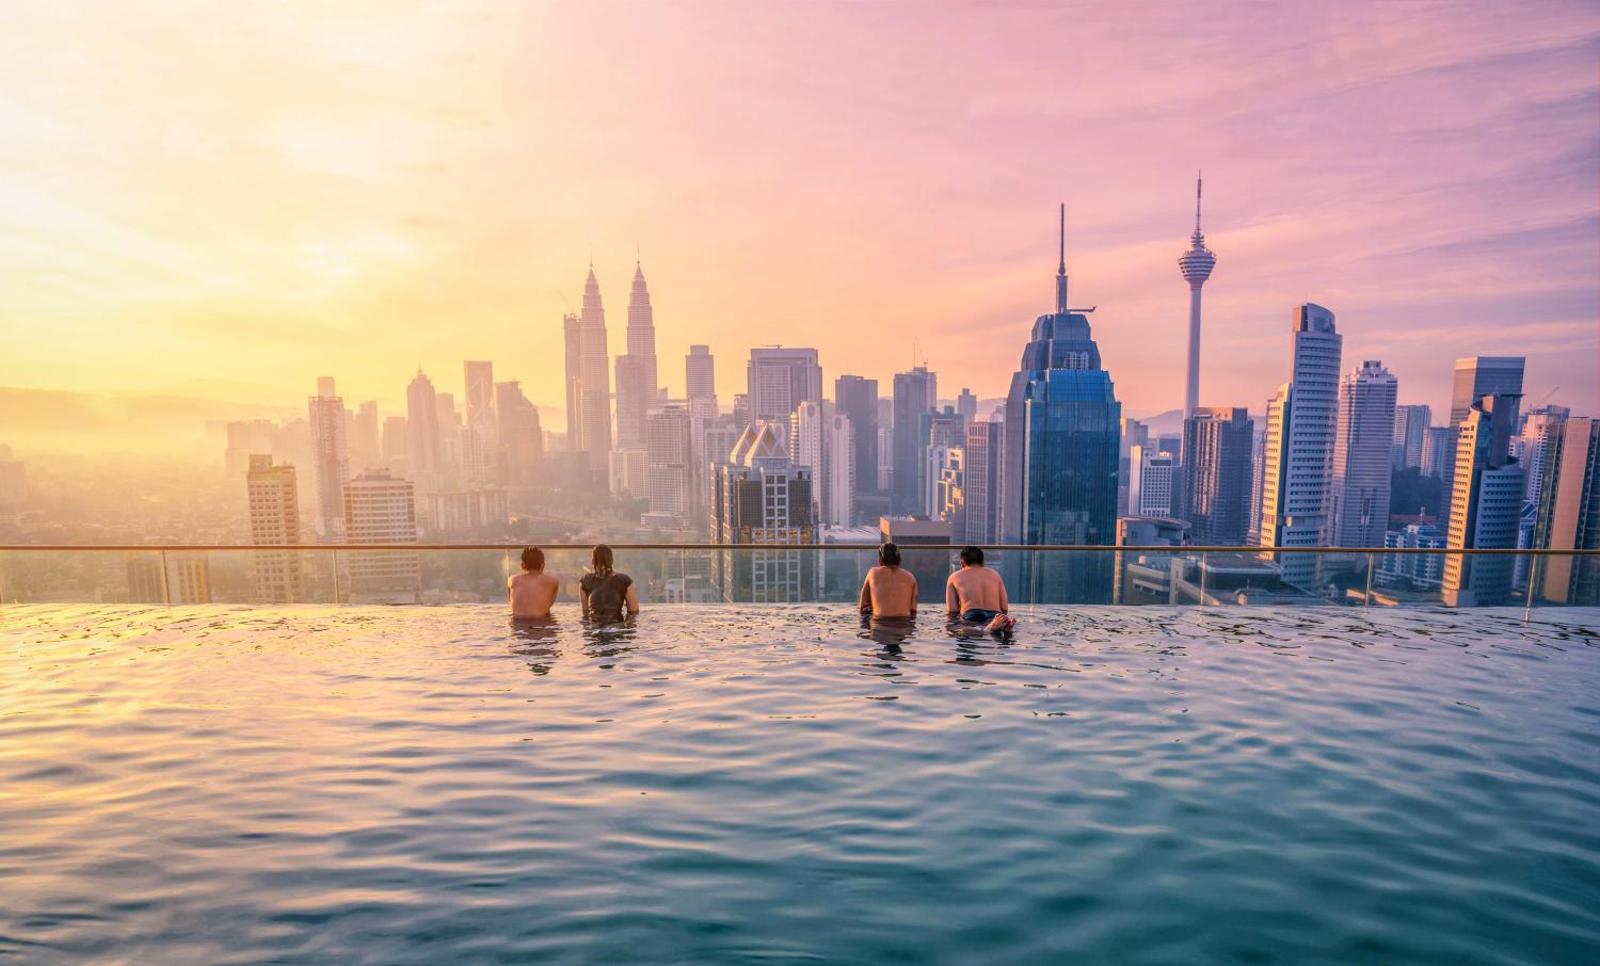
[2,604,1598,964]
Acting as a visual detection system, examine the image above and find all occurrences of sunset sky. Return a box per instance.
[1,0,1596,427]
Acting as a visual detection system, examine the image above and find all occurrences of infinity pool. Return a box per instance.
[2,605,1598,963]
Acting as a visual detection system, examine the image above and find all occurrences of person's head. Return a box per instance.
[520,547,545,572]
[878,542,901,567]
[592,544,614,576]
[960,546,984,568]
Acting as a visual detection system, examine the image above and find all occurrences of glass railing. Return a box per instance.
[0,544,1595,613]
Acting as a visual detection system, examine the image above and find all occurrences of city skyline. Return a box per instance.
[1,2,1596,428]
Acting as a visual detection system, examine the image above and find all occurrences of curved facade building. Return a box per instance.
[1001,206,1122,603]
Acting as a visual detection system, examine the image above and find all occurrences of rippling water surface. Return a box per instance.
[2,604,1599,964]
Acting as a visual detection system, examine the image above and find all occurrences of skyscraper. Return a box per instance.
[1422,426,1452,479]
[1533,417,1600,606]
[1518,405,1570,505]
[1178,174,1217,420]
[352,401,381,474]
[463,361,496,486]
[709,422,817,601]
[919,406,966,516]
[406,370,442,491]
[1442,394,1524,606]
[1443,357,1524,523]
[1180,407,1253,545]
[686,344,716,400]
[342,469,421,604]
[615,262,660,449]
[643,403,693,529]
[1001,204,1121,603]
[1392,404,1431,470]
[685,345,718,524]
[825,413,855,529]
[790,400,826,522]
[495,380,543,491]
[1257,303,1342,589]
[956,388,978,422]
[835,375,880,521]
[1330,360,1398,549]
[1128,445,1177,517]
[746,347,822,426]
[891,366,936,515]
[961,417,1004,545]
[246,454,302,604]
[568,266,612,476]
[308,376,349,540]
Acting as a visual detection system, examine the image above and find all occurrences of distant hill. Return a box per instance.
[0,387,299,459]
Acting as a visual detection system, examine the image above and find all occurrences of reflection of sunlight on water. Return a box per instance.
[1,603,1598,963]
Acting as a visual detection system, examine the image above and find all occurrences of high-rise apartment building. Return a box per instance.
[709,422,817,601]
[961,417,1004,545]
[825,413,855,529]
[352,401,381,474]
[891,366,937,515]
[1519,406,1570,505]
[1330,360,1398,549]
[614,263,660,450]
[1257,303,1342,589]
[746,347,822,427]
[1001,205,1120,602]
[495,381,543,491]
[308,376,349,540]
[1533,416,1600,606]
[1443,357,1524,523]
[1178,174,1217,420]
[342,470,421,604]
[835,375,880,522]
[463,361,497,486]
[1422,426,1452,479]
[1442,394,1524,606]
[956,388,978,422]
[643,403,693,529]
[1128,445,1177,517]
[406,370,442,491]
[246,454,303,604]
[686,344,716,400]
[1181,407,1253,545]
[790,400,826,523]
[1392,404,1431,470]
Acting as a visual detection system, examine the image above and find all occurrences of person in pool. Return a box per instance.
[508,547,561,620]
[945,546,1014,633]
[858,542,918,619]
[579,544,639,623]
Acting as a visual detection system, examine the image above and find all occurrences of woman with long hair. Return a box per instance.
[579,544,640,623]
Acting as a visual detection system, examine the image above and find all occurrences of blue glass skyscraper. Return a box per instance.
[1001,205,1122,602]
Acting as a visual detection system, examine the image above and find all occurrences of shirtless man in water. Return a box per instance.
[508,547,561,619]
[945,546,1014,632]
[858,543,919,619]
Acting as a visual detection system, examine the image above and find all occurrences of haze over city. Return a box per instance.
[2,0,1597,443]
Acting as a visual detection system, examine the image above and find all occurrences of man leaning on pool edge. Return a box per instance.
[859,542,918,619]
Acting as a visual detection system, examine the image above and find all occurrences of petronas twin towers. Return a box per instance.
[563,261,659,477]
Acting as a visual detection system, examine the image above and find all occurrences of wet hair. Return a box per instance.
[960,546,984,567]
[879,542,901,567]
[592,544,615,577]
[520,547,544,571]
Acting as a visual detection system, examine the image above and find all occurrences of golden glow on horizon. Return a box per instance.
[0,1,1596,424]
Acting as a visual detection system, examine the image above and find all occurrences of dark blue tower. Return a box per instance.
[1001,204,1122,602]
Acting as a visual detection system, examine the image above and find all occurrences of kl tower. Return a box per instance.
[1178,173,1216,419]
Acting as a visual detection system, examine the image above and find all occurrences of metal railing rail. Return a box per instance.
[2,544,1596,556]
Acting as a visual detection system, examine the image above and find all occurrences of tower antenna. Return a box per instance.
[1055,202,1069,313]
[1195,170,1203,233]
